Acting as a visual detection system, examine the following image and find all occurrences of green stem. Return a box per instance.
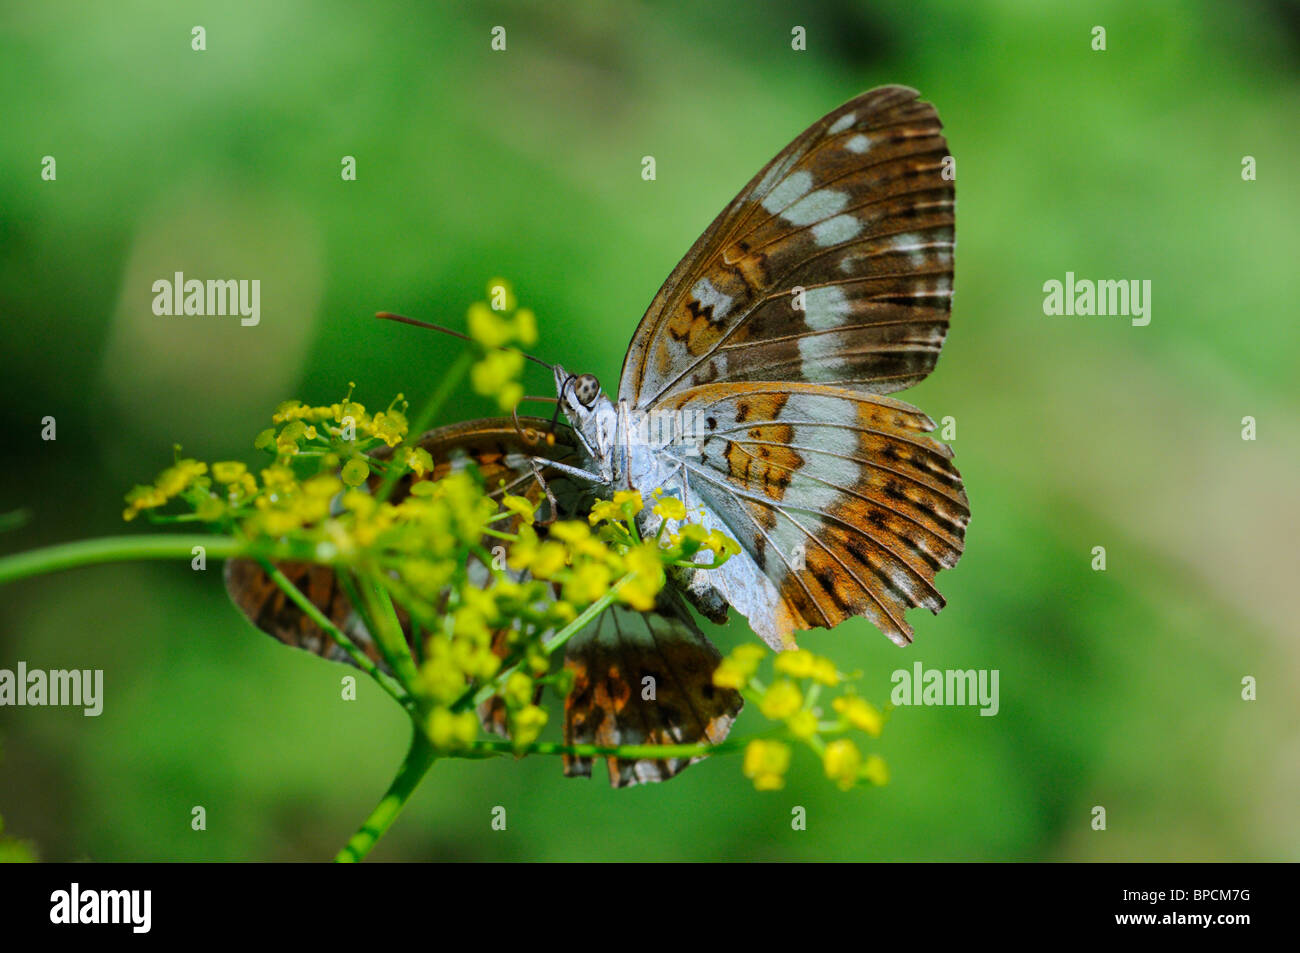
[257,559,412,711]
[356,571,424,700]
[334,728,437,862]
[0,534,270,586]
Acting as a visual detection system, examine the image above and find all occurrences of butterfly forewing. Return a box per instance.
[620,85,954,408]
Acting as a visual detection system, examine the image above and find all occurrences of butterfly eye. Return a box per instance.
[573,374,601,408]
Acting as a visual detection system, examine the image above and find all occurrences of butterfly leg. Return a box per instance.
[523,456,562,524]
[518,456,605,525]
[525,457,605,485]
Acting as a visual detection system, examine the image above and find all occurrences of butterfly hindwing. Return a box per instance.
[654,381,968,649]
[563,590,742,787]
[620,85,954,408]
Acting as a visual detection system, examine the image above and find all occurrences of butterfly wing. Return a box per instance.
[652,382,968,649]
[563,589,742,787]
[619,85,954,408]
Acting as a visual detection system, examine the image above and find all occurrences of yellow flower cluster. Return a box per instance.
[513,490,665,614]
[124,386,418,528]
[264,386,411,449]
[123,458,209,521]
[467,279,538,412]
[715,642,889,793]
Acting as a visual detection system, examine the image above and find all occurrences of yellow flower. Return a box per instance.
[787,709,819,740]
[862,754,889,786]
[587,499,621,525]
[398,446,434,477]
[509,526,568,578]
[549,521,591,544]
[513,307,538,346]
[501,494,536,522]
[713,643,766,689]
[122,485,166,521]
[531,541,568,579]
[211,461,248,484]
[427,708,479,750]
[563,561,612,604]
[271,399,310,424]
[742,739,791,791]
[833,696,883,737]
[810,657,840,686]
[823,738,862,791]
[402,558,454,597]
[370,408,408,446]
[759,679,803,719]
[653,495,687,521]
[619,540,666,611]
[704,529,741,558]
[275,420,316,455]
[774,649,816,679]
[504,671,534,708]
[470,349,526,411]
[155,459,208,497]
[775,650,838,685]
[612,489,643,514]
[510,704,548,747]
[420,647,468,704]
[712,660,745,689]
[467,301,512,349]
[260,465,296,494]
[303,474,342,499]
[452,607,491,645]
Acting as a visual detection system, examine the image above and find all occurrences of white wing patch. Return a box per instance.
[845,133,871,154]
[761,170,814,215]
[691,277,735,321]
[828,112,857,134]
[801,285,852,330]
[812,213,862,247]
[780,189,848,226]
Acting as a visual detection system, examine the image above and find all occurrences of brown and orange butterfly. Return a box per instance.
[227,85,967,785]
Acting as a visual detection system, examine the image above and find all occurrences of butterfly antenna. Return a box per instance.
[374,312,554,370]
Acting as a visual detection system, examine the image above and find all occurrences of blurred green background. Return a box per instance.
[2,0,1297,861]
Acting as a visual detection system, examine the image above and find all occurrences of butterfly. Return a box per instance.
[227,85,967,785]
